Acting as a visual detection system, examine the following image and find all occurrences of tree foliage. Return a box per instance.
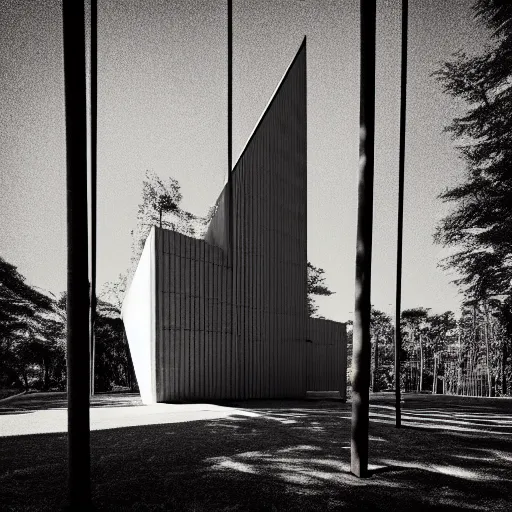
[130,171,208,274]
[307,262,334,317]
[370,308,394,391]
[0,256,135,392]
[0,256,65,390]
[94,299,137,392]
[433,0,512,393]
[126,172,336,318]
[434,0,512,300]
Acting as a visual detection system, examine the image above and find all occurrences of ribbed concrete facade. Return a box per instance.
[123,40,347,404]
[205,37,308,399]
[307,318,347,395]
[155,228,233,400]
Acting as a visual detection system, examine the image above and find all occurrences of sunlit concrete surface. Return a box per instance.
[0,403,260,437]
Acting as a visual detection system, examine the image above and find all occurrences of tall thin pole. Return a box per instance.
[90,0,97,397]
[228,0,236,394]
[394,0,408,429]
[351,0,376,479]
[228,0,233,258]
[62,0,90,506]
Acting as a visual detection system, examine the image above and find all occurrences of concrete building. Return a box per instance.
[122,40,347,404]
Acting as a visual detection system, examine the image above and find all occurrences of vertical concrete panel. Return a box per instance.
[204,242,210,398]
[126,41,349,403]
[185,238,191,400]
[208,245,214,399]
[213,248,219,399]
[224,255,230,397]
[189,239,196,398]
[170,233,175,400]
[306,318,347,393]
[155,228,163,401]
[225,259,231,398]
[199,240,205,398]
[220,254,225,397]
[122,228,156,404]
[161,229,168,401]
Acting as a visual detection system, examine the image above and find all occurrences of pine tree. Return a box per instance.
[434,0,512,394]
[130,171,208,276]
[434,0,512,300]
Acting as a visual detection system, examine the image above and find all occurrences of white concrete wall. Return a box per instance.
[122,228,156,404]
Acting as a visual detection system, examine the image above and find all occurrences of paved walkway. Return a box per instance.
[0,392,260,437]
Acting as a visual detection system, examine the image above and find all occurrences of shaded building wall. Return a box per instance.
[154,228,234,401]
[206,39,308,399]
[307,317,347,398]
[124,40,347,403]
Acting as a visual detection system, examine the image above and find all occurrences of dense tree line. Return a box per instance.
[433,0,512,394]
[0,256,134,393]
[347,304,510,397]
[0,256,65,391]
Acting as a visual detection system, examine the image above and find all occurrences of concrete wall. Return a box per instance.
[121,229,156,404]
[206,38,308,399]
[152,226,347,402]
[307,317,347,398]
[124,40,347,404]
[155,228,233,401]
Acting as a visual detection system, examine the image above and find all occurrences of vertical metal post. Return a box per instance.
[394,0,408,428]
[62,0,91,506]
[227,0,233,255]
[228,0,236,395]
[351,0,376,479]
[90,0,97,397]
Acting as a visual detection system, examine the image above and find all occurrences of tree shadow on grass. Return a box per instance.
[0,392,142,415]
[1,395,511,510]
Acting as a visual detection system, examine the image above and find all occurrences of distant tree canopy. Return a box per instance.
[369,308,394,391]
[0,256,65,390]
[93,299,136,392]
[0,255,134,392]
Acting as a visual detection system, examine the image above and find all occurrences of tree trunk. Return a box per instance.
[159,209,162,229]
[483,301,492,397]
[43,356,50,390]
[433,353,437,394]
[457,329,462,395]
[503,344,508,395]
[373,335,379,392]
[419,334,424,392]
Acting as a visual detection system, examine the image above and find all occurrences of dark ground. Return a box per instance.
[1,392,511,511]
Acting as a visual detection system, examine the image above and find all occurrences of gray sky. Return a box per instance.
[0,0,489,321]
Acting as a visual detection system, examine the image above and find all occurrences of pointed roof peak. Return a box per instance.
[231,38,307,172]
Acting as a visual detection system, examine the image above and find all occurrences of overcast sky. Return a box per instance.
[0,0,489,321]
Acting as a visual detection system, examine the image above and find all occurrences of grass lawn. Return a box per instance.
[1,392,511,511]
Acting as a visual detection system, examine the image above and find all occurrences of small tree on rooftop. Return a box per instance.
[130,171,204,274]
